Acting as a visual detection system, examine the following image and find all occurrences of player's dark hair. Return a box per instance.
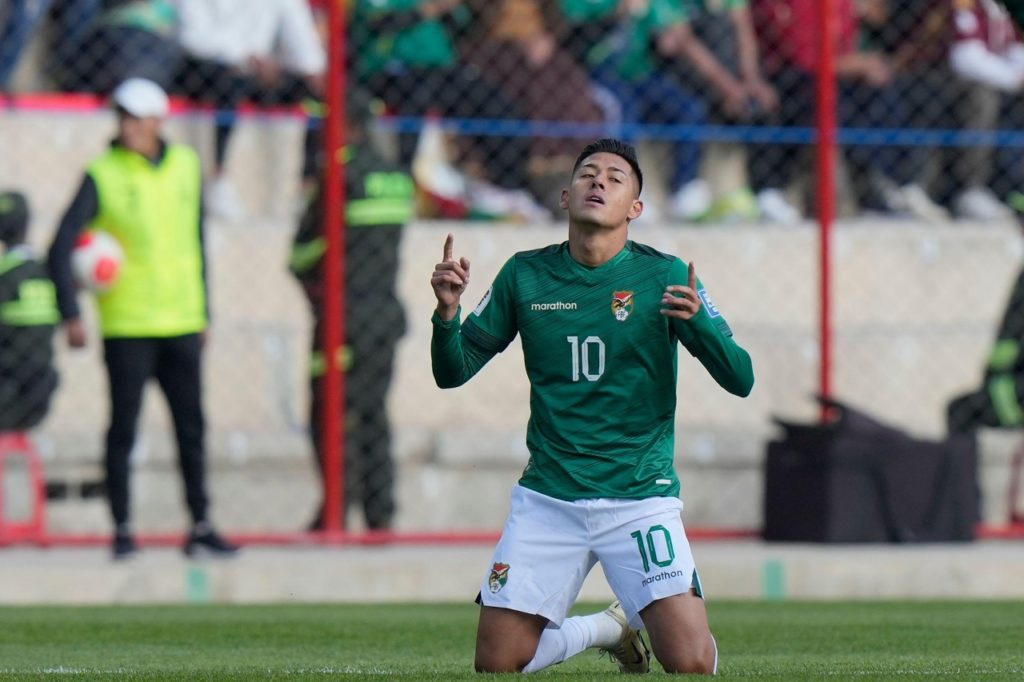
[0,191,29,246]
[572,139,643,194]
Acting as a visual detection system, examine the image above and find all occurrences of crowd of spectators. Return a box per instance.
[2,0,1023,545]
[3,0,325,219]
[3,0,1024,223]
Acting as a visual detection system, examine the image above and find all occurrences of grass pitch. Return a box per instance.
[0,601,1021,680]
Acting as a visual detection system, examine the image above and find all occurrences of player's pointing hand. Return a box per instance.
[660,261,702,320]
[431,233,471,321]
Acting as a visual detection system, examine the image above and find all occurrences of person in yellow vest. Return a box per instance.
[47,78,237,560]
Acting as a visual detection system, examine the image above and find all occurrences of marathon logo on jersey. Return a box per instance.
[530,301,578,311]
[697,288,720,318]
[611,290,634,321]
[488,562,510,593]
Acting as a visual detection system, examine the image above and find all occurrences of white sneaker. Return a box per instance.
[897,183,949,221]
[954,187,1013,221]
[205,176,244,220]
[670,179,712,222]
[465,178,552,222]
[599,601,651,674]
[880,180,949,221]
[757,188,801,223]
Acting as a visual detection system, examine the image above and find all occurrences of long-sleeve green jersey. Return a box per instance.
[431,240,753,501]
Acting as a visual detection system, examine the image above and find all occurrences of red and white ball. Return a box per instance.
[72,230,123,293]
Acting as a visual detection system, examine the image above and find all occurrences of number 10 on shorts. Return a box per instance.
[631,525,676,572]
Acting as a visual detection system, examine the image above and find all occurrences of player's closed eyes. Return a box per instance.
[579,172,622,183]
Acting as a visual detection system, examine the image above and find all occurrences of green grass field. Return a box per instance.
[0,601,1022,680]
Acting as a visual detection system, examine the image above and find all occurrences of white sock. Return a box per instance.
[711,634,719,675]
[583,610,626,649]
[522,615,603,673]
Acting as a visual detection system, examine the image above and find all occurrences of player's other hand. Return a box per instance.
[431,233,470,321]
[661,261,702,321]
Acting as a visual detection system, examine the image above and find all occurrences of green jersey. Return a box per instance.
[353,0,466,78]
[588,0,687,80]
[102,0,177,36]
[431,240,753,502]
[559,0,619,22]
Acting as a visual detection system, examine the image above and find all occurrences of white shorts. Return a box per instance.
[478,485,702,629]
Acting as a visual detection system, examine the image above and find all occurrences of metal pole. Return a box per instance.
[817,0,837,418]
[321,0,347,536]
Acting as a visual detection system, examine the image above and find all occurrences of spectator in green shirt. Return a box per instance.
[353,0,531,194]
[580,0,714,221]
[558,0,622,66]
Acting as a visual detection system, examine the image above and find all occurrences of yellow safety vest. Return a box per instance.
[87,144,206,337]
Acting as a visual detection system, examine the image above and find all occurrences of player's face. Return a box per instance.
[561,152,642,228]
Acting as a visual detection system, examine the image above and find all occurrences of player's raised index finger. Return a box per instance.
[687,261,697,289]
[443,233,454,262]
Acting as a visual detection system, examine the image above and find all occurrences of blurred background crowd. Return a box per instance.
[2,0,1024,541]
[4,0,1024,225]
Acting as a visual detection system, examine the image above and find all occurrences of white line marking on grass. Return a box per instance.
[814,670,1024,677]
[277,668,395,675]
[0,667,400,677]
[10,669,135,675]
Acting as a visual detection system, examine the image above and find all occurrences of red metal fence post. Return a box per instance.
[817,0,837,420]
[321,0,348,537]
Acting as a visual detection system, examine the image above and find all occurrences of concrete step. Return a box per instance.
[2,540,1023,604]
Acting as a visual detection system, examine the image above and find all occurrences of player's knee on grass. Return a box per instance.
[473,650,532,673]
[474,606,545,673]
[642,591,717,675]
[651,632,717,675]
[473,637,538,673]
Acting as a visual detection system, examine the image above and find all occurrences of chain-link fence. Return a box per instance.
[1,0,1023,545]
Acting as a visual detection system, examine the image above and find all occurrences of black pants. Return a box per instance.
[747,68,923,210]
[309,314,399,530]
[103,334,208,528]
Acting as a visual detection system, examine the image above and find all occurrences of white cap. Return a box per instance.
[112,78,169,118]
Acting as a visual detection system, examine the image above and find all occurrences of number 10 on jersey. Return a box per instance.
[567,335,605,382]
